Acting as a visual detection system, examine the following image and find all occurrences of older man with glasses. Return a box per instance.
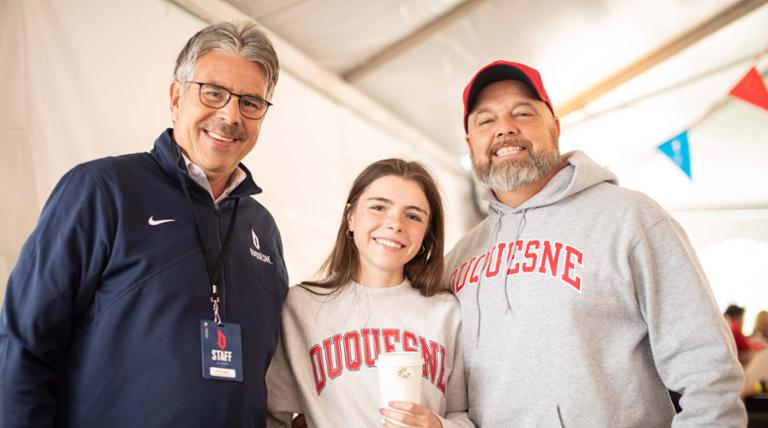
[0,22,288,428]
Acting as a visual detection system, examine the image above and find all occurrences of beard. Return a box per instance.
[471,134,561,192]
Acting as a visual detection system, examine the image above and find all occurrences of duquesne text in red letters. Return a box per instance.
[309,327,447,395]
[449,239,584,294]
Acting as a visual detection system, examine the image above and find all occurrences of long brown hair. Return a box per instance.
[754,311,768,337]
[302,158,445,297]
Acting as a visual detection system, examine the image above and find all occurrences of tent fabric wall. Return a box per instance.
[0,0,475,298]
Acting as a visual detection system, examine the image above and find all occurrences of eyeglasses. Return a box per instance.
[186,81,273,119]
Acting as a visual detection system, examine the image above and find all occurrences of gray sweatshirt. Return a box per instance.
[266,280,474,428]
[444,151,746,427]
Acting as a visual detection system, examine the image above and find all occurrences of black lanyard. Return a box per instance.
[172,140,240,324]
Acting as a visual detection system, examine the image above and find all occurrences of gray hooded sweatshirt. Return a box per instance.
[445,151,746,427]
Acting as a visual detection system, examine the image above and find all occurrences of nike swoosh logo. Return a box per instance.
[148,216,176,226]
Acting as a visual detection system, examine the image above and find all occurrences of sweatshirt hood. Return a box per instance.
[482,150,618,214]
[471,150,617,341]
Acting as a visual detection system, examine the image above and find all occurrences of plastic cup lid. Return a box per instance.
[375,352,424,367]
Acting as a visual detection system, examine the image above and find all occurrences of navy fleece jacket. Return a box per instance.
[0,130,288,427]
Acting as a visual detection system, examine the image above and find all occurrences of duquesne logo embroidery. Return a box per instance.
[309,327,448,396]
[449,239,585,294]
[148,216,176,226]
[252,230,260,250]
[249,229,272,264]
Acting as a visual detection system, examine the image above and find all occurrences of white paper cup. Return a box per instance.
[375,351,424,410]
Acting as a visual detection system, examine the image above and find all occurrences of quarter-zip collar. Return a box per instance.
[149,128,262,203]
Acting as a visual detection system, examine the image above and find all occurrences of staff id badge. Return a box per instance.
[201,320,244,382]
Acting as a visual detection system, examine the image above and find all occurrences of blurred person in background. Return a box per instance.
[751,310,768,349]
[725,304,761,365]
[742,349,768,398]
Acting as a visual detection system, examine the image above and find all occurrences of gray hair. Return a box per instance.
[174,22,279,99]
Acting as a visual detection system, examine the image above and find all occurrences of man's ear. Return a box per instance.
[170,80,182,123]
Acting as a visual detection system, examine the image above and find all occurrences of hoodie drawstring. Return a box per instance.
[475,208,505,344]
[475,208,530,346]
[504,209,528,313]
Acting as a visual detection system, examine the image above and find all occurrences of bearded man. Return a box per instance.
[444,60,746,427]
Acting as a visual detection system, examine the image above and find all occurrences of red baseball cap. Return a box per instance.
[462,60,554,131]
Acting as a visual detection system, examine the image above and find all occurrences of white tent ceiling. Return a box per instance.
[173,0,768,212]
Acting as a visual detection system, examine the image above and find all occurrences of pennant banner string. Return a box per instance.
[567,46,768,129]
[656,47,767,180]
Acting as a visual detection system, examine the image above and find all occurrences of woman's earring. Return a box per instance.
[417,245,426,255]
[346,230,354,239]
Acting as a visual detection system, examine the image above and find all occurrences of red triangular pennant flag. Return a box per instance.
[729,67,768,111]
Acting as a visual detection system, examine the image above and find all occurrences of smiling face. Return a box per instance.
[170,50,268,187]
[347,175,431,287]
[466,79,561,192]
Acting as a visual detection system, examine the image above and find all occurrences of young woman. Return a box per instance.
[267,159,472,428]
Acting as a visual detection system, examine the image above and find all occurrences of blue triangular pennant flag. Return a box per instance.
[658,130,691,179]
